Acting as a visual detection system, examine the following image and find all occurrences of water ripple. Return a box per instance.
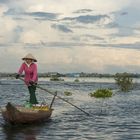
[1,80,140,139]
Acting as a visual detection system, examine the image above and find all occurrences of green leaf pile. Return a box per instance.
[64,91,73,96]
[89,89,113,98]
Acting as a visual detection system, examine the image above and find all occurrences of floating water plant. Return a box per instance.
[89,89,113,98]
[64,91,73,96]
[74,79,79,82]
[50,76,64,81]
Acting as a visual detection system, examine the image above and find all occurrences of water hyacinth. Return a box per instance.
[89,89,113,98]
[64,91,73,96]
[74,79,80,82]
[50,76,64,81]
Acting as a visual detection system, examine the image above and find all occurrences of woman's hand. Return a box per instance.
[29,81,35,85]
[15,74,20,79]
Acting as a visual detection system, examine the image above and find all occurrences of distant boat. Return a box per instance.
[1,102,53,124]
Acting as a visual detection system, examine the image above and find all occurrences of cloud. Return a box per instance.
[109,28,134,37]
[105,22,119,28]
[0,0,9,4]
[104,64,140,73]
[77,15,110,24]
[73,9,93,14]
[62,14,110,24]
[0,4,8,16]
[111,42,140,50]
[19,30,43,44]
[4,8,59,21]
[0,0,140,73]
[120,12,128,16]
[1,40,140,73]
[1,0,132,15]
[51,24,73,33]
[0,16,18,43]
[81,34,104,41]
[1,45,140,73]
[4,8,24,16]
[26,12,59,21]
[12,26,23,43]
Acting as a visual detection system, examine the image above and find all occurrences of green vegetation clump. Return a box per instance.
[74,79,79,82]
[50,76,64,81]
[89,89,113,98]
[64,91,73,96]
[114,72,133,92]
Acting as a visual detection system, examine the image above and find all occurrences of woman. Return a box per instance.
[16,53,38,104]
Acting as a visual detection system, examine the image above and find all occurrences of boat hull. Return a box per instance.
[2,102,53,124]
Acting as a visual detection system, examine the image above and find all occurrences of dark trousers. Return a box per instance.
[28,85,38,104]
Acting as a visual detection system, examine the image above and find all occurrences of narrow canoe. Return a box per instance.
[1,102,53,124]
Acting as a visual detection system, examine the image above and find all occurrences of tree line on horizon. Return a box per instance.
[0,72,140,78]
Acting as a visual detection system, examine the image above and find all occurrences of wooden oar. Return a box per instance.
[19,77,90,116]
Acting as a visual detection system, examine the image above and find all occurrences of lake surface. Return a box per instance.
[1,78,140,140]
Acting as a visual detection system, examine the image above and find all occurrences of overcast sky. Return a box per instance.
[0,0,140,73]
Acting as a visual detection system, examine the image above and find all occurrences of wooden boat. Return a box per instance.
[1,102,53,124]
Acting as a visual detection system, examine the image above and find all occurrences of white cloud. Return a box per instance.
[0,44,140,73]
[3,0,131,16]
[0,46,137,73]
[20,30,42,43]
[0,0,140,73]
[112,36,140,44]
[0,4,8,16]
[0,16,18,43]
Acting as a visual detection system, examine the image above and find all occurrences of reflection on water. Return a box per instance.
[1,79,140,139]
[3,124,36,140]
[2,121,52,140]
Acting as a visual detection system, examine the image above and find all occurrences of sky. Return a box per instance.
[0,0,140,73]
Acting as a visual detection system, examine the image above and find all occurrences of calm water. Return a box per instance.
[0,78,140,140]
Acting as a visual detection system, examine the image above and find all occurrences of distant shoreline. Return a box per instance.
[0,72,140,78]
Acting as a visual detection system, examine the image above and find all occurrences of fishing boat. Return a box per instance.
[1,102,53,124]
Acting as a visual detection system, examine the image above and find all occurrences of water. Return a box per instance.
[1,78,140,140]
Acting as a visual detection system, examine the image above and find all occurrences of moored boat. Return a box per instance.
[1,102,53,124]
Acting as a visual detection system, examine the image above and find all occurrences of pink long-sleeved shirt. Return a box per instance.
[18,62,38,86]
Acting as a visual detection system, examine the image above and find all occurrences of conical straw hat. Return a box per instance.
[22,53,37,62]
